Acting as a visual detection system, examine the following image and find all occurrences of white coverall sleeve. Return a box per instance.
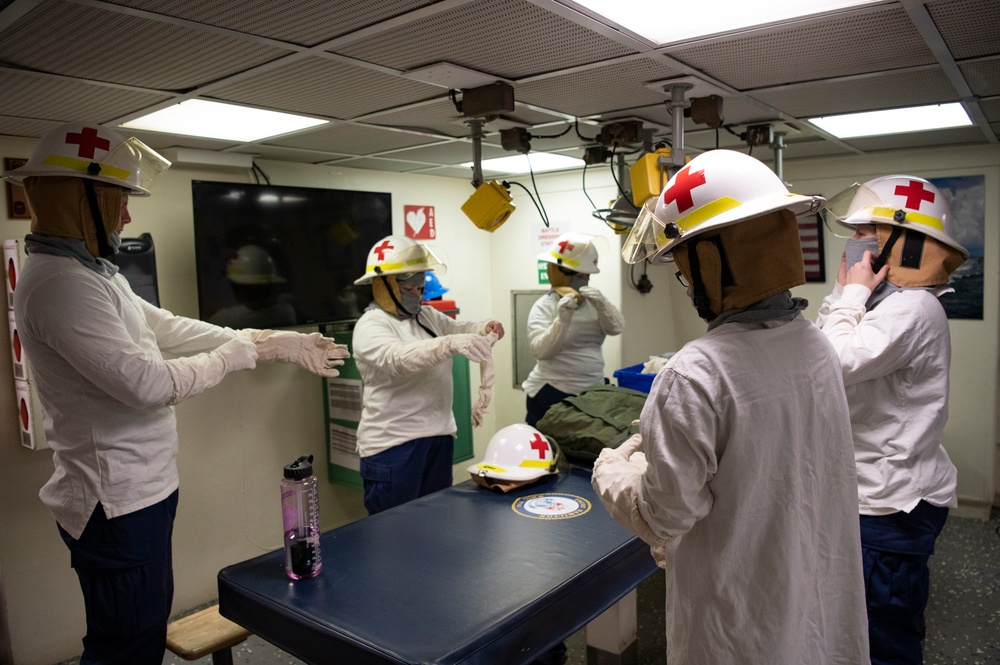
[140,298,240,353]
[238,329,349,377]
[353,315,489,379]
[527,294,576,360]
[633,367,717,541]
[813,282,844,328]
[579,286,624,335]
[818,285,924,386]
[164,336,257,404]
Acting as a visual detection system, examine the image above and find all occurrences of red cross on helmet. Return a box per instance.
[467,424,560,492]
[353,235,446,285]
[538,232,602,274]
[831,175,968,258]
[621,149,822,264]
[0,122,170,196]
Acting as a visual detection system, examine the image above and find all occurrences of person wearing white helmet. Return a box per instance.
[1,122,350,665]
[208,244,297,328]
[522,231,624,427]
[352,235,505,514]
[816,175,968,665]
[592,150,869,664]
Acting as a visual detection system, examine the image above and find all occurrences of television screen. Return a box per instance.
[192,180,391,329]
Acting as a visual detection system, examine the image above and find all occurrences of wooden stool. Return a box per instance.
[166,604,251,665]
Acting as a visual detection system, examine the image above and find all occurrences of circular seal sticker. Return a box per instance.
[511,493,591,520]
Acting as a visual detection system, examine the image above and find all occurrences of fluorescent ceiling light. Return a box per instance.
[121,100,327,142]
[808,103,972,138]
[465,153,585,174]
[572,0,882,45]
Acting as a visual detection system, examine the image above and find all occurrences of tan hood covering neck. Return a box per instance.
[23,176,122,258]
[674,209,805,320]
[875,224,965,288]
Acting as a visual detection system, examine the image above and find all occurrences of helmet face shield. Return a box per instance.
[621,198,670,265]
[104,137,171,195]
[821,182,879,239]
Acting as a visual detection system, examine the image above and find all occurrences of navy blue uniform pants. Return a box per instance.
[860,500,948,665]
[360,435,454,515]
[525,384,574,428]
[58,490,179,665]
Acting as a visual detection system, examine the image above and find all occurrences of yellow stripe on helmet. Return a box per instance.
[43,155,131,181]
[674,196,743,234]
[868,206,944,231]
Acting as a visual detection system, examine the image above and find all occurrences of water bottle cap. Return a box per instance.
[284,455,314,480]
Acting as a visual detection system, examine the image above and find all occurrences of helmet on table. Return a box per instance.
[467,424,560,493]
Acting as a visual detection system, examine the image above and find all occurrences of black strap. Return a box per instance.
[82,179,113,258]
[871,225,904,273]
[379,276,437,337]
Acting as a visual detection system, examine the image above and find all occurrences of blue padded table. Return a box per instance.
[218,468,657,665]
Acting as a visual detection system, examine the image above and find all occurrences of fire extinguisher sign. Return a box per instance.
[404,205,436,240]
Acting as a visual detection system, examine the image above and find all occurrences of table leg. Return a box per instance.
[584,589,639,665]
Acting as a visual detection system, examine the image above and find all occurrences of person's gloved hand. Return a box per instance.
[241,329,349,377]
[556,293,579,320]
[592,433,662,554]
[578,285,624,334]
[449,333,493,363]
[218,335,258,372]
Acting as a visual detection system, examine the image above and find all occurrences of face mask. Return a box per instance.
[568,274,589,291]
[845,237,879,271]
[397,272,425,317]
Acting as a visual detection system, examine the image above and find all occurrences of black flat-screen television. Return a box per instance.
[192,180,391,329]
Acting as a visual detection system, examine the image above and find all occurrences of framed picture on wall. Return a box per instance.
[4,158,32,219]
[799,211,825,282]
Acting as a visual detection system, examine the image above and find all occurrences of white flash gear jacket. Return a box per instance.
[632,316,869,665]
[14,253,244,539]
[521,290,621,397]
[352,306,486,458]
[816,282,958,513]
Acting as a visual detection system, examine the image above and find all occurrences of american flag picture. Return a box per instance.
[798,212,826,282]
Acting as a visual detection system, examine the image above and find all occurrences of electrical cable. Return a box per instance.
[530,124,572,139]
[526,155,550,227]
[575,119,597,142]
[252,162,271,185]
[505,180,549,228]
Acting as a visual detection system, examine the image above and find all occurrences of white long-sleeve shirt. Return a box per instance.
[521,290,622,397]
[352,306,485,458]
[816,282,958,514]
[15,254,239,539]
[638,316,869,664]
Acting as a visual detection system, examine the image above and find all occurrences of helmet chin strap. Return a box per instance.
[82,174,113,259]
[871,217,905,273]
[379,276,438,337]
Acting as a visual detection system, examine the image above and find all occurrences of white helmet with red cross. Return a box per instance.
[467,424,560,491]
[622,149,822,264]
[538,232,601,274]
[835,175,968,258]
[0,122,170,196]
[353,235,446,285]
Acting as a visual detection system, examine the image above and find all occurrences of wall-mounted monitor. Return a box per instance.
[192,180,391,329]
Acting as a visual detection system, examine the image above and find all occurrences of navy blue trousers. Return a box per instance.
[58,490,179,665]
[860,501,948,665]
[360,435,454,515]
[525,384,574,428]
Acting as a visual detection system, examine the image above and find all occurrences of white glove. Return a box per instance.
[579,286,625,335]
[240,329,349,377]
[449,333,492,363]
[592,434,664,556]
[165,336,258,405]
[556,293,579,321]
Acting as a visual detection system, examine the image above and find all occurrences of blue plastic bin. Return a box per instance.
[613,363,656,394]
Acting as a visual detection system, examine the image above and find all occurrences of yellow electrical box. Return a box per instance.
[461,180,515,232]
[629,148,675,207]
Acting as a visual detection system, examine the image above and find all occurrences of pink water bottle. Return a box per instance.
[281,455,322,580]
